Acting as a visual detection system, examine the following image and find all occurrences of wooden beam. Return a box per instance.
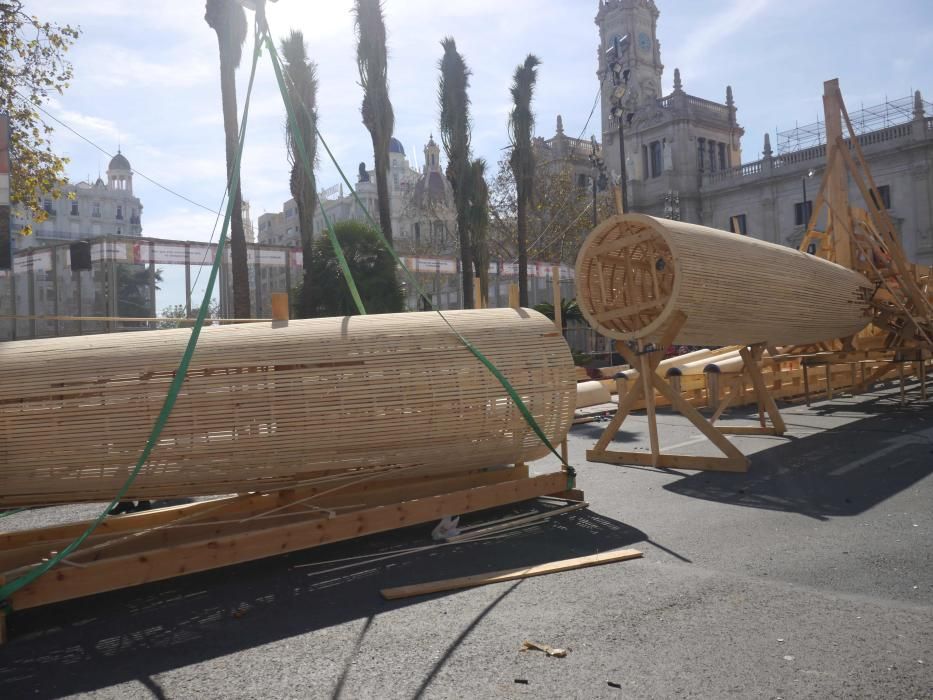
[587,449,747,472]
[380,548,643,600]
[7,472,570,610]
[740,344,787,435]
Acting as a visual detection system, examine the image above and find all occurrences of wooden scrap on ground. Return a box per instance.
[379,548,643,600]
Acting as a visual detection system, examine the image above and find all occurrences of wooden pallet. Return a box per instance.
[0,464,577,643]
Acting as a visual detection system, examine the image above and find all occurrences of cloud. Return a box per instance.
[666,0,772,79]
[142,208,221,244]
[78,43,213,90]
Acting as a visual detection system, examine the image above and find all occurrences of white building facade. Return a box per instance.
[258,137,457,256]
[13,150,143,250]
[593,0,933,264]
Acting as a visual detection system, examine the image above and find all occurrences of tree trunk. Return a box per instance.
[517,191,529,307]
[373,147,393,245]
[457,208,474,309]
[292,165,315,318]
[219,58,251,319]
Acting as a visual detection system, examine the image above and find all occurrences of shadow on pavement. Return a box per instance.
[0,503,646,699]
[664,397,933,520]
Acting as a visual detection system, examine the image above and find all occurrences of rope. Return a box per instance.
[0,26,264,610]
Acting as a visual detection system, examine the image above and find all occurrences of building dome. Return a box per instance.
[413,171,452,208]
[109,150,131,171]
[389,137,405,155]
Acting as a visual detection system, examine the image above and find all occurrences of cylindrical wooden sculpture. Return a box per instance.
[575,214,874,346]
[0,309,575,507]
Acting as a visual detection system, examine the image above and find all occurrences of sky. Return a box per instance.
[26,0,933,308]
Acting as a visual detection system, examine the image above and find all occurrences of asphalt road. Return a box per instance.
[1,384,931,699]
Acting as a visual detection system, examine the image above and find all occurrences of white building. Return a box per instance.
[13,150,143,250]
[593,0,933,263]
[258,136,457,256]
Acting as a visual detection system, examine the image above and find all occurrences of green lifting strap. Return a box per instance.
[0,25,264,610]
[262,24,573,477]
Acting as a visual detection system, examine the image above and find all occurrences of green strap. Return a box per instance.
[264,31,366,316]
[263,26,571,474]
[0,27,264,609]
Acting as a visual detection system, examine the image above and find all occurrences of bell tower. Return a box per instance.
[596,0,664,176]
[423,134,441,174]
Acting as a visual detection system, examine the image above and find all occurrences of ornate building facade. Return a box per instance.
[258,136,457,256]
[12,150,143,251]
[593,0,933,264]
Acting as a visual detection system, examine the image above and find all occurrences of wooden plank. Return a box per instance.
[587,449,748,472]
[740,345,787,435]
[640,351,660,466]
[8,472,570,610]
[0,467,537,572]
[379,548,643,600]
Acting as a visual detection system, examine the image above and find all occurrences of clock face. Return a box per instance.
[638,32,651,51]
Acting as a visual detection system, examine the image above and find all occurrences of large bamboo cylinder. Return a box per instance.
[575,214,874,346]
[0,309,575,507]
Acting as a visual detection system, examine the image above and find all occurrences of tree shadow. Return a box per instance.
[664,399,933,520]
[571,422,640,444]
[0,503,646,699]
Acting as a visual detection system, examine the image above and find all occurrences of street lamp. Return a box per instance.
[606,35,631,212]
[588,135,608,228]
[802,168,815,226]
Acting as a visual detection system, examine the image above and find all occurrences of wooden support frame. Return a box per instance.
[586,313,773,473]
[0,466,576,642]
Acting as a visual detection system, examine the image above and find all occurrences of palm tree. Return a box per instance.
[280,30,319,319]
[469,158,490,306]
[508,54,541,307]
[438,37,474,308]
[353,0,395,245]
[205,0,251,319]
[117,265,163,325]
[532,297,583,338]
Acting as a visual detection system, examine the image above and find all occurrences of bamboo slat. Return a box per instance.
[575,214,874,346]
[0,309,575,507]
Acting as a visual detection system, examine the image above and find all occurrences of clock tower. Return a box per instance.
[596,0,664,175]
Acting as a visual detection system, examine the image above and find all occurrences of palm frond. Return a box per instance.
[204,0,247,69]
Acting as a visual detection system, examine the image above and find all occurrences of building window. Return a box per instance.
[414,222,421,244]
[70,202,79,216]
[794,200,813,226]
[697,138,706,172]
[729,214,747,235]
[577,173,589,189]
[871,185,891,210]
[116,205,123,220]
[649,141,662,179]
[718,143,727,171]
[92,202,101,218]
[43,199,55,216]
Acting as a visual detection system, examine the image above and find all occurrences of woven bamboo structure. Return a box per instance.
[575,214,874,346]
[0,309,575,507]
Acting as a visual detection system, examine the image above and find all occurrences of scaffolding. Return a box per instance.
[777,94,931,154]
